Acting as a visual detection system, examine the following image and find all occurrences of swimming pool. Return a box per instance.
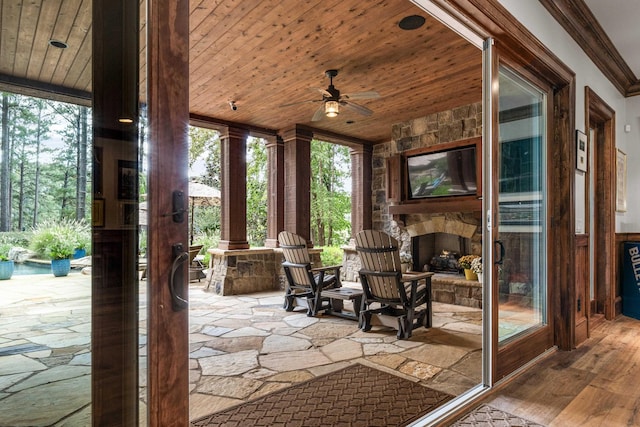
[13,261,55,275]
[12,261,82,275]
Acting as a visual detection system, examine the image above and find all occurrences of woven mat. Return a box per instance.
[191,363,452,427]
[451,404,545,427]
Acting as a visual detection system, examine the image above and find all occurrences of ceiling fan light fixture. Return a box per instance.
[325,100,339,117]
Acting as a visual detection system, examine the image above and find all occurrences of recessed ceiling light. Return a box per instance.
[398,15,426,30]
[48,39,68,49]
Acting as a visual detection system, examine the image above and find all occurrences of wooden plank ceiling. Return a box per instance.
[0,0,482,143]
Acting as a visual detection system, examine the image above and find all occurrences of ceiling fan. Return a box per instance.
[281,69,380,121]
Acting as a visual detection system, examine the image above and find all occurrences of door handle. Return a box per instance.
[169,243,189,311]
[494,240,505,265]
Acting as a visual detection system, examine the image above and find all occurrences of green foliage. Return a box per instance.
[187,131,353,250]
[189,126,223,244]
[139,228,147,256]
[189,127,221,190]
[0,243,12,261]
[246,137,267,246]
[310,140,352,247]
[31,219,88,260]
[191,205,220,243]
[2,94,91,230]
[192,232,220,266]
[318,246,343,267]
[0,232,31,248]
[71,220,91,253]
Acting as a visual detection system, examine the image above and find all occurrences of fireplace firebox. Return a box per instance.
[411,232,472,273]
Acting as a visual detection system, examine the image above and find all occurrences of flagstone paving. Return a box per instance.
[0,273,482,426]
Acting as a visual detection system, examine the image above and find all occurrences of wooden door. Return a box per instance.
[146,0,191,425]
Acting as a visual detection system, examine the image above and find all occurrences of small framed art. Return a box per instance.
[576,130,587,172]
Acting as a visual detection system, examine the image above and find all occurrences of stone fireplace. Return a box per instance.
[342,213,483,308]
[405,214,480,273]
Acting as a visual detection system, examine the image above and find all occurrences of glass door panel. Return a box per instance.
[497,66,547,344]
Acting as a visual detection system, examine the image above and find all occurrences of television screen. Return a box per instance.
[407,146,477,198]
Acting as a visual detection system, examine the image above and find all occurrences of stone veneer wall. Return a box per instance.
[205,248,323,296]
[373,102,483,232]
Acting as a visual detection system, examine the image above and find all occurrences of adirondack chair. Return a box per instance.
[355,230,433,339]
[279,231,342,316]
[188,245,206,282]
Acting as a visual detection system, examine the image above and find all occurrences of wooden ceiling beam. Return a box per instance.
[0,73,91,106]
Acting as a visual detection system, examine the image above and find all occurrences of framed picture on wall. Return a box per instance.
[92,199,105,227]
[117,160,137,200]
[616,149,627,212]
[93,146,103,196]
[120,202,137,228]
[576,130,587,172]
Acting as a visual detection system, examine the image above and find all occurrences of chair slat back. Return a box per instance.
[188,245,203,264]
[279,231,312,286]
[355,230,402,300]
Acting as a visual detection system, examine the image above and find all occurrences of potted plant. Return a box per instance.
[31,221,76,277]
[72,220,91,259]
[399,252,412,273]
[0,243,14,280]
[459,254,480,281]
[471,256,483,282]
[47,236,75,277]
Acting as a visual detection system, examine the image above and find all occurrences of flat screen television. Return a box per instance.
[406,145,478,199]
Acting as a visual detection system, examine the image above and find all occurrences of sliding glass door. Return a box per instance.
[493,64,553,380]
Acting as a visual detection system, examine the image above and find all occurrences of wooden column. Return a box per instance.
[350,145,373,238]
[282,125,312,245]
[146,0,190,425]
[265,135,284,248]
[219,126,250,250]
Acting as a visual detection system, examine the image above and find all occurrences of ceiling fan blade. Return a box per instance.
[279,99,319,108]
[311,103,326,121]
[341,100,373,116]
[312,87,332,97]
[341,91,380,100]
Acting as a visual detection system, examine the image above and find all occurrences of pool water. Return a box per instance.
[13,262,54,275]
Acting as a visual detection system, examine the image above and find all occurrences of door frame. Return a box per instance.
[585,87,616,323]
[431,1,577,368]
[490,57,556,381]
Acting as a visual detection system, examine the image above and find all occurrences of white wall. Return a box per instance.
[498,0,638,233]
[621,96,640,231]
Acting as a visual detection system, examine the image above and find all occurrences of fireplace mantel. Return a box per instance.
[388,197,482,216]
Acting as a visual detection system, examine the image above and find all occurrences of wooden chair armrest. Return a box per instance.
[400,271,433,282]
[311,264,342,273]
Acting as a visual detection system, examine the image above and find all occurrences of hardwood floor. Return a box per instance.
[463,315,640,426]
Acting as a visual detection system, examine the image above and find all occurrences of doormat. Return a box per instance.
[190,363,452,427]
[450,404,545,426]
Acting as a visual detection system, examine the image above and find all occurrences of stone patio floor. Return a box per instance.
[0,273,482,426]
